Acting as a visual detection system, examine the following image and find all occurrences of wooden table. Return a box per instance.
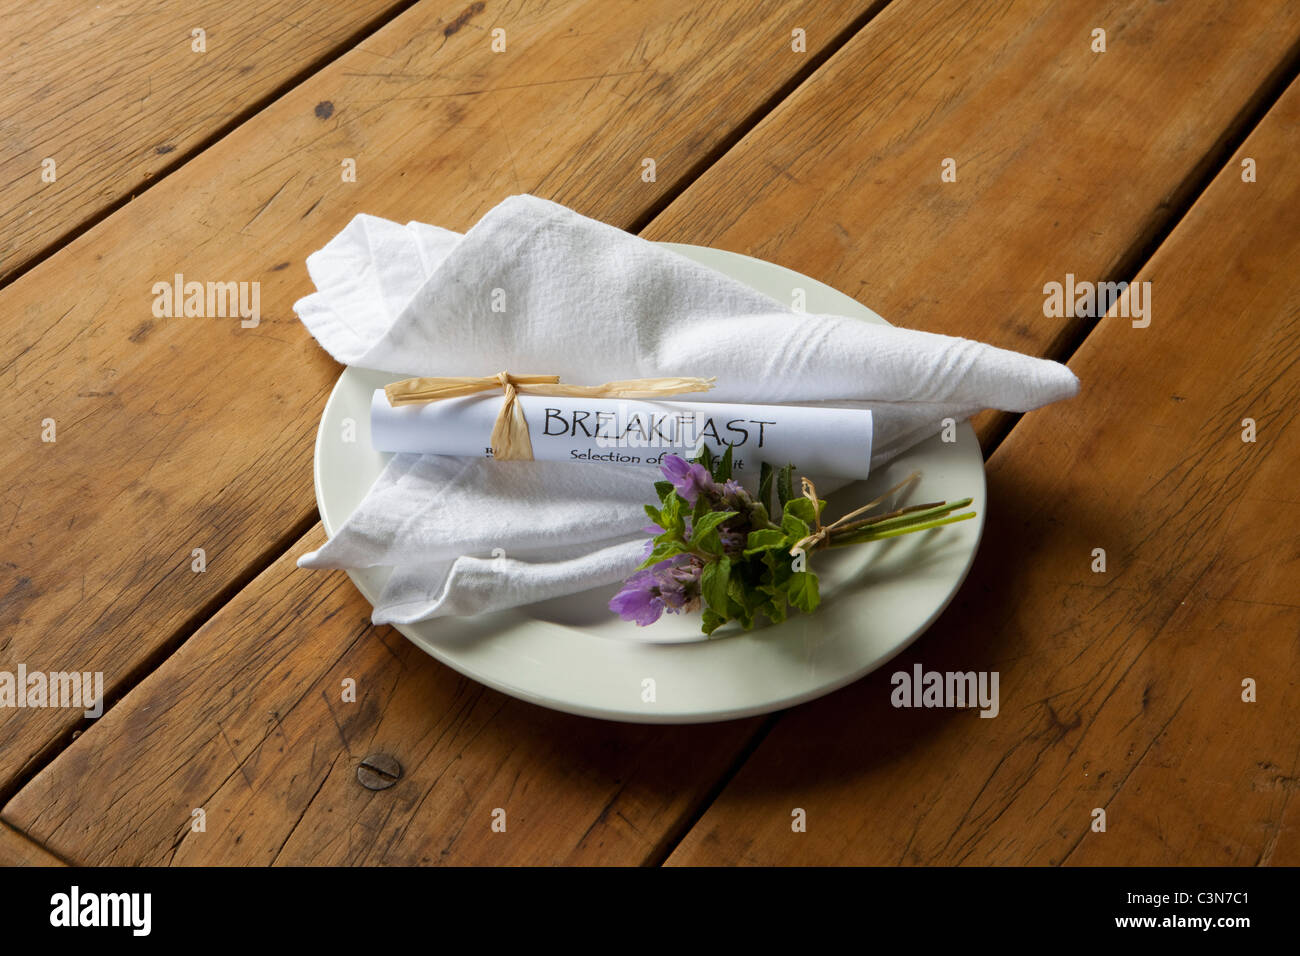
[2,0,1297,867]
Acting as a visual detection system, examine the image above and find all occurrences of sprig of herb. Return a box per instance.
[609,448,975,635]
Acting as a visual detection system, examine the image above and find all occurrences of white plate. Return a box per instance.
[312,243,986,723]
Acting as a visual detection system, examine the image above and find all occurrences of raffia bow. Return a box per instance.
[384,371,715,460]
[789,472,923,555]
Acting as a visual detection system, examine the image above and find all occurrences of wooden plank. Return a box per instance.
[0,0,416,284]
[663,79,1300,866]
[6,0,1297,867]
[0,820,63,866]
[0,0,881,799]
[3,526,762,865]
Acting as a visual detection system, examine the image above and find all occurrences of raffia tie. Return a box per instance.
[789,472,920,555]
[383,371,716,460]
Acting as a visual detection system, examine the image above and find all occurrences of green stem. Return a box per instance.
[829,509,976,546]
[831,500,946,535]
[834,498,973,537]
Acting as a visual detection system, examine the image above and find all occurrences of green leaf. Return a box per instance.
[689,494,707,528]
[653,480,674,502]
[783,496,819,525]
[776,463,795,508]
[750,587,787,625]
[700,557,731,614]
[695,531,723,555]
[660,491,685,535]
[763,597,788,624]
[690,510,737,542]
[730,605,755,630]
[637,540,685,569]
[787,571,820,613]
[759,461,774,514]
[781,511,810,540]
[716,443,734,481]
[644,503,662,525]
[726,572,750,606]
[691,508,737,557]
[696,444,715,473]
[727,570,764,617]
[759,548,794,599]
[743,528,788,556]
[701,608,726,636]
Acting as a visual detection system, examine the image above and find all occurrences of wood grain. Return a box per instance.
[0,820,63,866]
[644,0,1300,445]
[6,0,1297,866]
[663,78,1300,866]
[0,0,416,284]
[0,0,879,793]
[3,526,763,865]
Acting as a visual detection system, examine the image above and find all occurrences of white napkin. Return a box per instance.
[296,195,1078,624]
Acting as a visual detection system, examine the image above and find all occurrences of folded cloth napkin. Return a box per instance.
[296,195,1078,624]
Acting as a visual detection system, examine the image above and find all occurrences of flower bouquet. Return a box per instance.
[611,448,976,635]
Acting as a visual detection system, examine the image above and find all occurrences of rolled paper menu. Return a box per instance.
[370,391,875,479]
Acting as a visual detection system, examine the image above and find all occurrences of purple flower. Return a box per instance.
[719,478,751,510]
[609,554,704,626]
[609,567,666,626]
[660,454,714,504]
[657,556,703,610]
[641,523,664,560]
